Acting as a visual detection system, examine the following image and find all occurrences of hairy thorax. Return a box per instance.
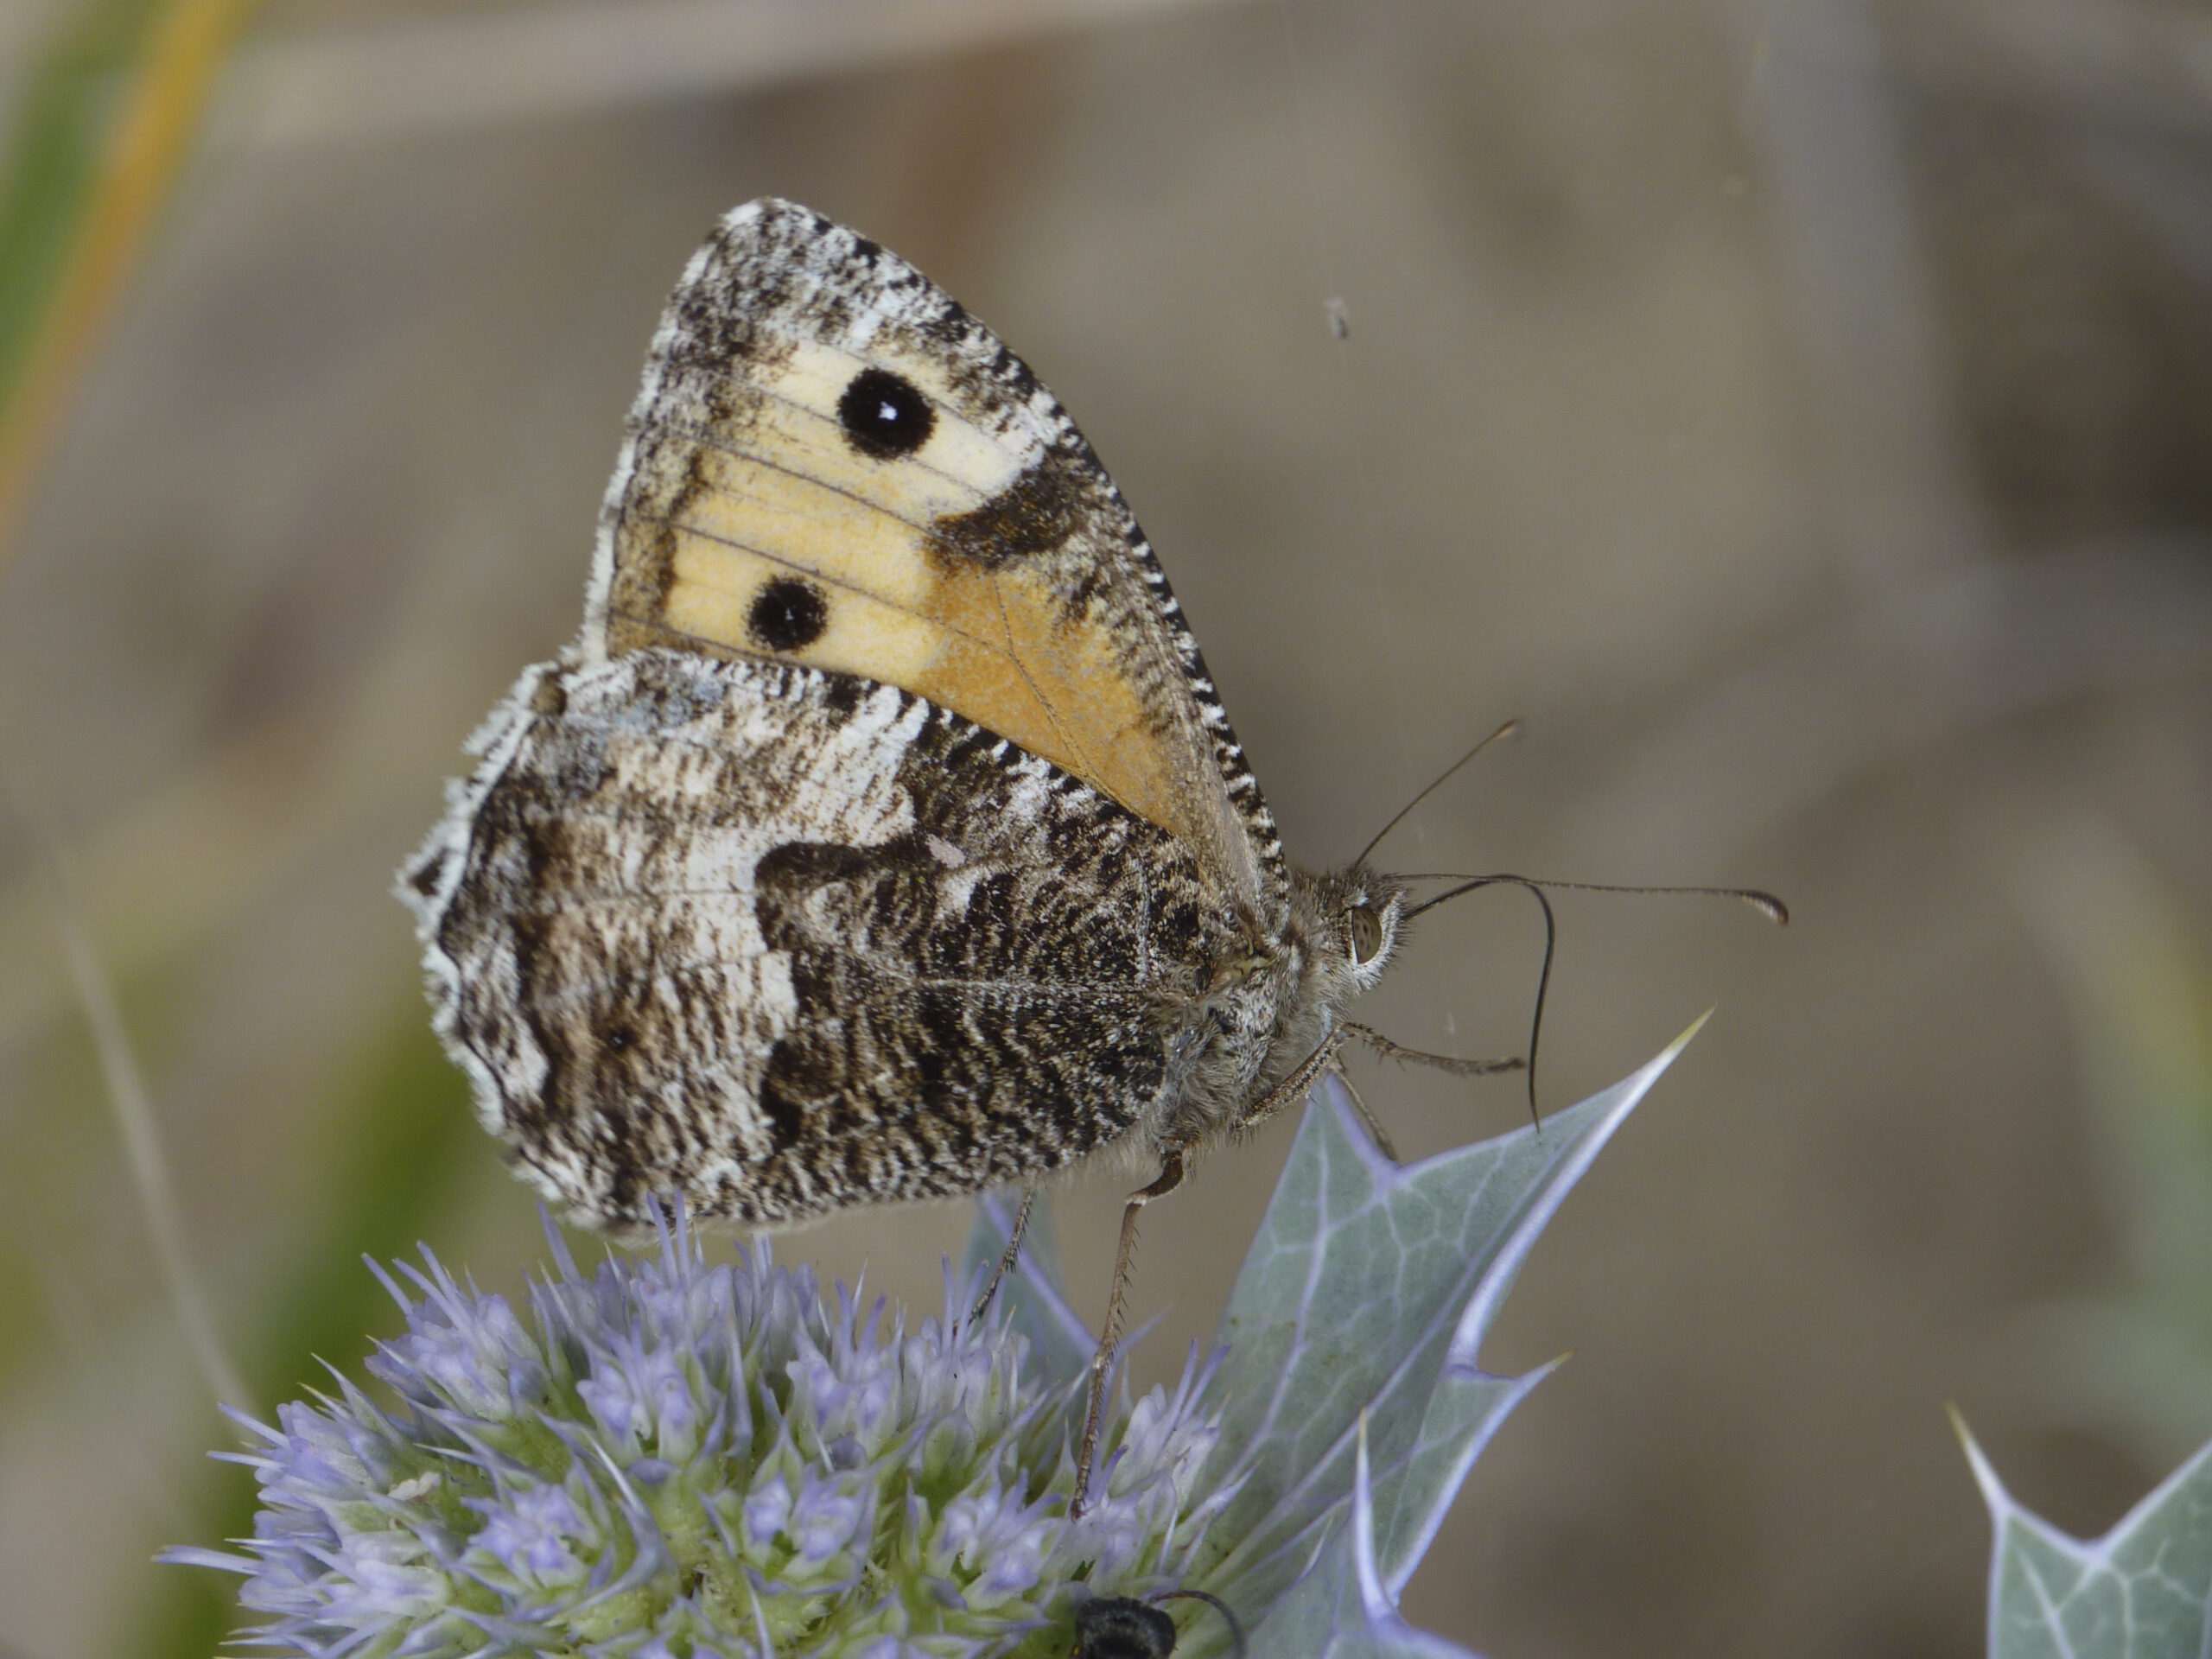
[1146,863,1409,1157]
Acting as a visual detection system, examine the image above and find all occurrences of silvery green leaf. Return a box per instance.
[1192,1026,1704,1619]
[1962,1413,2212,1659]
[1369,1352,1557,1594]
[1253,1414,1491,1659]
[963,1190,1097,1385]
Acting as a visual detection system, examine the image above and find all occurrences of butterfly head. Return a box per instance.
[1297,864,1412,1001]
[1243,866,1412,1111]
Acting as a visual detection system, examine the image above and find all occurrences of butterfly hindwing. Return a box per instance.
[587,199,1282,914]
[406,647,1230,1229]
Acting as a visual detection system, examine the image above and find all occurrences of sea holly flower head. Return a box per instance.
[168,1030,1699,1657]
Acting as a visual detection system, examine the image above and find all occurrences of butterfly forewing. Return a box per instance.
[588,199,1280,912]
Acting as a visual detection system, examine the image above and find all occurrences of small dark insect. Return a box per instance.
[1071,1591,1246,1659]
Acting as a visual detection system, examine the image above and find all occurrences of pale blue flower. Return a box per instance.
[168,1038,1694,1659]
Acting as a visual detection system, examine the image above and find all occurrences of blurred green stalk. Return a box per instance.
[127,1012,486,1659]
[0,0,253,562]
[0,10,442,1656]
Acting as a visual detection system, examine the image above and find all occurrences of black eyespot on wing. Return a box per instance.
[1071,1599,1177,1659]
[1348,903,1384,965]
[747,578,830,652]
[837,366,935,458]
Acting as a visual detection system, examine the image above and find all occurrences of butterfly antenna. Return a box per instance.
[1405,874,1789,927]
[1351,720,1520,871]
[1400,873,1785,1121]
[1368,875,1556,1119]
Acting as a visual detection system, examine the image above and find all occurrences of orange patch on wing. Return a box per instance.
[912,563,1179,836]
[621,469,1196,853]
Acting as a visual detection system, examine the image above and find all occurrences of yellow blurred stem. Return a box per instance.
[0,0,253,561]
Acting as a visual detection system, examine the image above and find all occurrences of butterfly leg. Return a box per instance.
[1341,1020,1524,1077]
[1331,1062,1400,1164]
[1225,1027,1351,1137]
[967,1185,1039,1328]
[1071,1148,1187,1518]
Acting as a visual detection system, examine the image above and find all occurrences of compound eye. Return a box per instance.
[1348,902,1384,966]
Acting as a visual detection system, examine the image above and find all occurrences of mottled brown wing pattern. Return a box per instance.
[404,648,1231,1230]
[585,198,1284,918]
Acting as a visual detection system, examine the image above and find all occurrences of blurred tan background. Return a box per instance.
[3,0,2210,1654]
